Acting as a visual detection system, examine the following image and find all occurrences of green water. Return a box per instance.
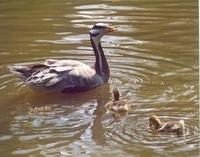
[0,0,198,156]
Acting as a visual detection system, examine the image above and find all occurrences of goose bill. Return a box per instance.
[107,26,117,32]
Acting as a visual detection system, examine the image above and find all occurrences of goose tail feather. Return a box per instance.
[8,65,32,80]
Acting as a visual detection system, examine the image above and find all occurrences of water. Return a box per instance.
[0,0,198,156]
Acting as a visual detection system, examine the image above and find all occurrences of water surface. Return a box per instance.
[0,0,198,157]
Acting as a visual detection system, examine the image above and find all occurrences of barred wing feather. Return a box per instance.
[25,60,103,92]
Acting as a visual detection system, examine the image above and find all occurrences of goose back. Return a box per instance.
[9,59,104,92]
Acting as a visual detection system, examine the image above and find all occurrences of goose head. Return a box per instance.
[90,23,117,41]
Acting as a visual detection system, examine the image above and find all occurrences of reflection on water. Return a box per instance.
[0,0,198,157]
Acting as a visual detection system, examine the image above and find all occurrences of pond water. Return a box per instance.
[0,0,199,156]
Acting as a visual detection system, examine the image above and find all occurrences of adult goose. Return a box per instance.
[8,23,117,92]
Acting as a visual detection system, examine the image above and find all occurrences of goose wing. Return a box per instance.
[25,59,103,92]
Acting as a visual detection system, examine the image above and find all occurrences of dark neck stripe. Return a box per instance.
[90,36,109,80]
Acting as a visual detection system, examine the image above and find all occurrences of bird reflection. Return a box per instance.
[23,83,110,145]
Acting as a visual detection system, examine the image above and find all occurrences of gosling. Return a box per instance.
[149,115,185,135]
[105,88,130,118]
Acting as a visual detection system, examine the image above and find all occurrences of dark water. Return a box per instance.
[0,0,199,156]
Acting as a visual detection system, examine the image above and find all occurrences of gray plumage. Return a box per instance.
[9,59,104,92]
[8,23,117,93]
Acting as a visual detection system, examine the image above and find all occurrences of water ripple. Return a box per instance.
[0,0,198,156]
[103,114,199,155]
